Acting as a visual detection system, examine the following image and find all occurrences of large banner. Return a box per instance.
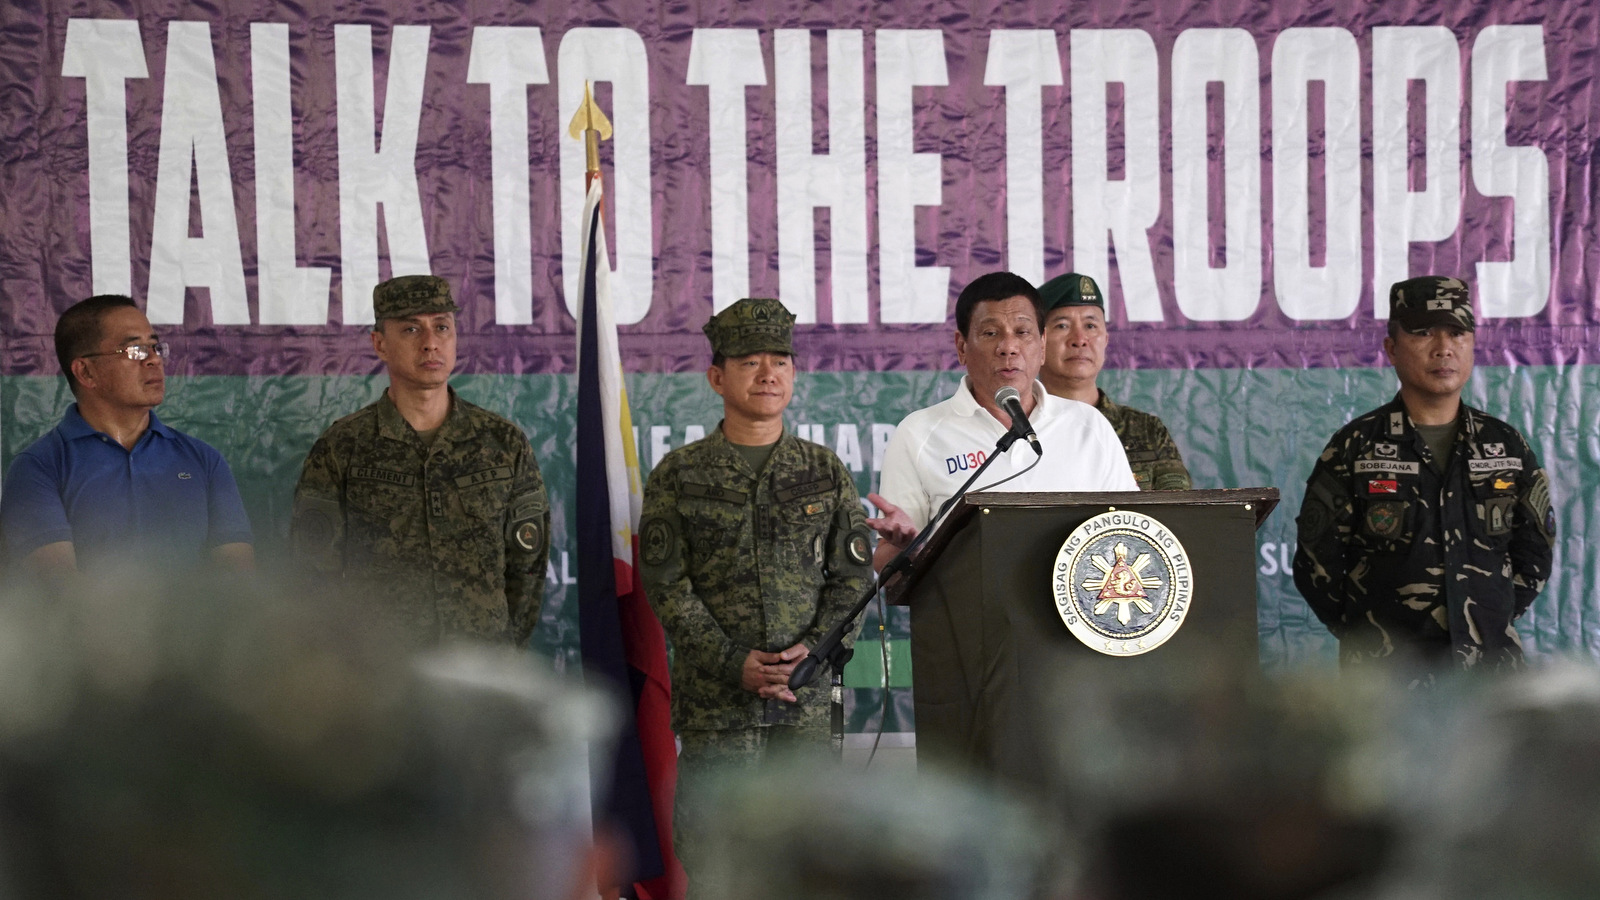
[4,2,1597,727]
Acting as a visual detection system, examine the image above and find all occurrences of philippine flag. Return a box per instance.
[574,174,684,899]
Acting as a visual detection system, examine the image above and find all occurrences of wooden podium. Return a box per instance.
[890,488,1278,782]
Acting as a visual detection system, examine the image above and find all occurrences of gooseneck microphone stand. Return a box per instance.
[789,424,1032,692]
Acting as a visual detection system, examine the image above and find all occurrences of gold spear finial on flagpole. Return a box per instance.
[566,81,613,175]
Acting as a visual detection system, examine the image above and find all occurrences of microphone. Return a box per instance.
[789,654,822,690]
[994,386,1043,456]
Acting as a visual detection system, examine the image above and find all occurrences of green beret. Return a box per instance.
[704,298,796,358]
[1389,276,1474,333]
[374,275,461,321]
[1040,272,1104,312]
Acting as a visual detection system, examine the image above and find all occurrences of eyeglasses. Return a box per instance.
[79,342,171,362]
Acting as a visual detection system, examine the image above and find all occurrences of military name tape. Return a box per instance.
[1468,458,1523,473]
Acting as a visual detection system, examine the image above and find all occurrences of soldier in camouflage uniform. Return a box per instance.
[290,275,550,646]
[1292,276,1555,670]
[638,298,875,896]
[1038,272,1192,490]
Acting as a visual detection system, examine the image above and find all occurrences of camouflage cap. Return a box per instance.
[1040,272,1105,312]
[373,274,461,321]
[1389,276,1474,333]
[703,298,795,358]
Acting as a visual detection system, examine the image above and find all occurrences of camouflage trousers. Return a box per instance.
[675,724,834,899]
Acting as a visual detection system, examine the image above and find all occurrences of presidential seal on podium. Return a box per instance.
[1051,510,1195,656]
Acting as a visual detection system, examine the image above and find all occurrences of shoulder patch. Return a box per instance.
[293,503,336,546]
[290,495,344,569]
[512,495,548,520]
[1523,469,1555,543]
[846,530,873,566]
[1309,469,1344,513]
[1299,499,1330,542]
[514,520,542,551]
[641,516,675,566]
[1297,469,1346,543]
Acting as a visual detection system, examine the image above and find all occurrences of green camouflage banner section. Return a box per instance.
[3,366,1592,732]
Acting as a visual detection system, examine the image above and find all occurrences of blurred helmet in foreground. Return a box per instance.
[0,571,615,900]
[1375,661,1600,900]
[1040,651,1416,900]
[694,755,1056,900]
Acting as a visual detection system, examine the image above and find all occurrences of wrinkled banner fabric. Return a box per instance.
[3,2,1599,734]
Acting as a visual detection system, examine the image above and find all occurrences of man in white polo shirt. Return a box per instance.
[868,271,1137,570]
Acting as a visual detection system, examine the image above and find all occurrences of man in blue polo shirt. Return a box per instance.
[0,295,253,575]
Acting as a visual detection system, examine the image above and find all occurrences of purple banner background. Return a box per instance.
[2,1,1597,377]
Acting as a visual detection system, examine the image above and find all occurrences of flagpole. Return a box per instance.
[568,80,685,900]
[568,80,613,199]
